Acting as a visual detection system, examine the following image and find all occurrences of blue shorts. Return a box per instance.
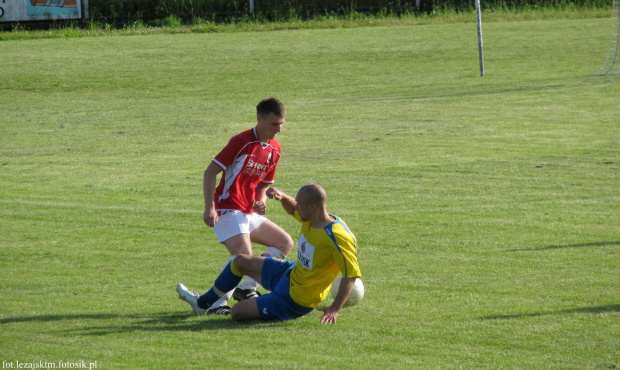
[255,258,314,321]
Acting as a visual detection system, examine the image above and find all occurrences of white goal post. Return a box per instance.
[475,0,485,77]
[597,0,620,76]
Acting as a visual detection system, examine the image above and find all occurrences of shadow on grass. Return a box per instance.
[481,304,620,320]
[0,311,294,335]
[507,241,620,252]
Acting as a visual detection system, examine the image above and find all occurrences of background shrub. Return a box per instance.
[87,0,610,25]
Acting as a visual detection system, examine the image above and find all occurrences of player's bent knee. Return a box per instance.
[277,234,294,254]
[233,255,266,280]
[252,222,294,255]
[232,255,252,274]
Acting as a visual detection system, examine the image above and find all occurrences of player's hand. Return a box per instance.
[316,306,339,324]
[253,200,266,215]
[203,208,218,227]
[266,187,283,200]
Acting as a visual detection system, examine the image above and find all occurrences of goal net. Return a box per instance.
[597,0,620,75]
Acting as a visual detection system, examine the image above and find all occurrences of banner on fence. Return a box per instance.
[0,0,87,22]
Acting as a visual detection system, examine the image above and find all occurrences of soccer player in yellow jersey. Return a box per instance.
[177,184,362,324]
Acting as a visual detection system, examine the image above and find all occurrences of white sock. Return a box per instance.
[261,246,286,260]
[211,290,233,308]
[238,277,260,290]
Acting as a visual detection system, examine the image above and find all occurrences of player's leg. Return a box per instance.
[207,233,253,310]
[230,297,262,321]
[232,254,266,284]
[233,258,313,322]
[176,254,244,316]
[231,256,287,321]
[178,211,254,315]
[222,232,253,256]
[250,218,294,256]
[228,255,269,320]
[194,255,246,311]
[234,216,293,300]
[205,212,254,312]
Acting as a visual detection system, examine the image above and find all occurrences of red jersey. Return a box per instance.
[212,127,281,214]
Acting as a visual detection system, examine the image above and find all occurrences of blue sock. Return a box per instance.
[197,260,243,309]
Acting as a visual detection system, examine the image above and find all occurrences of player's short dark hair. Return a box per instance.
[256,97,285,118]
[299,184,327,206]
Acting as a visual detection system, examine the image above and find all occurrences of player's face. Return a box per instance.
[256,113,285,141]
[295,193,312,222]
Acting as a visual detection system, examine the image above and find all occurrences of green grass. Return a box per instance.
[1,12,619,369]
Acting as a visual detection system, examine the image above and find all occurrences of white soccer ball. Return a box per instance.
[330,275,364,307]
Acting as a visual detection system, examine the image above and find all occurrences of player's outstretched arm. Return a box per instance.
[266,188,296,216]
[317,277,357,324]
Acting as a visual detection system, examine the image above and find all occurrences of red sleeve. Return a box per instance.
[212,133,247,170]
[263,166,276,184]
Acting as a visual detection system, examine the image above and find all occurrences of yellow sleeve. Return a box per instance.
[332,226,362,279]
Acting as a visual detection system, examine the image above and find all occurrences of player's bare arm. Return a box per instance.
[203,162,223,227]
[266,188,296,215]
[253,182,270,215]
[317,277,357,324]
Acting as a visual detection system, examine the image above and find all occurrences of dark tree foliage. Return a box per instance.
[89,0,608,25]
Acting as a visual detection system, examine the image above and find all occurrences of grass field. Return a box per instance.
[1,13,619,369]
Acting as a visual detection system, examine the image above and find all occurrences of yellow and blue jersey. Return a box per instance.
[289,211,362,308]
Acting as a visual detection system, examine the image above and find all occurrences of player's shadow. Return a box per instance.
[480,304,620,320]
[0,311,291,336]
[506,240,619,252]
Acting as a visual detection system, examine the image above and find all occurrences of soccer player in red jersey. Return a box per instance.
[177,98,294,315]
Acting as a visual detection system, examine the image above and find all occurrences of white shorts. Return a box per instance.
[212,210,267,243]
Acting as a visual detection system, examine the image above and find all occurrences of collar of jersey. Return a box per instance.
[252,127,270,146]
